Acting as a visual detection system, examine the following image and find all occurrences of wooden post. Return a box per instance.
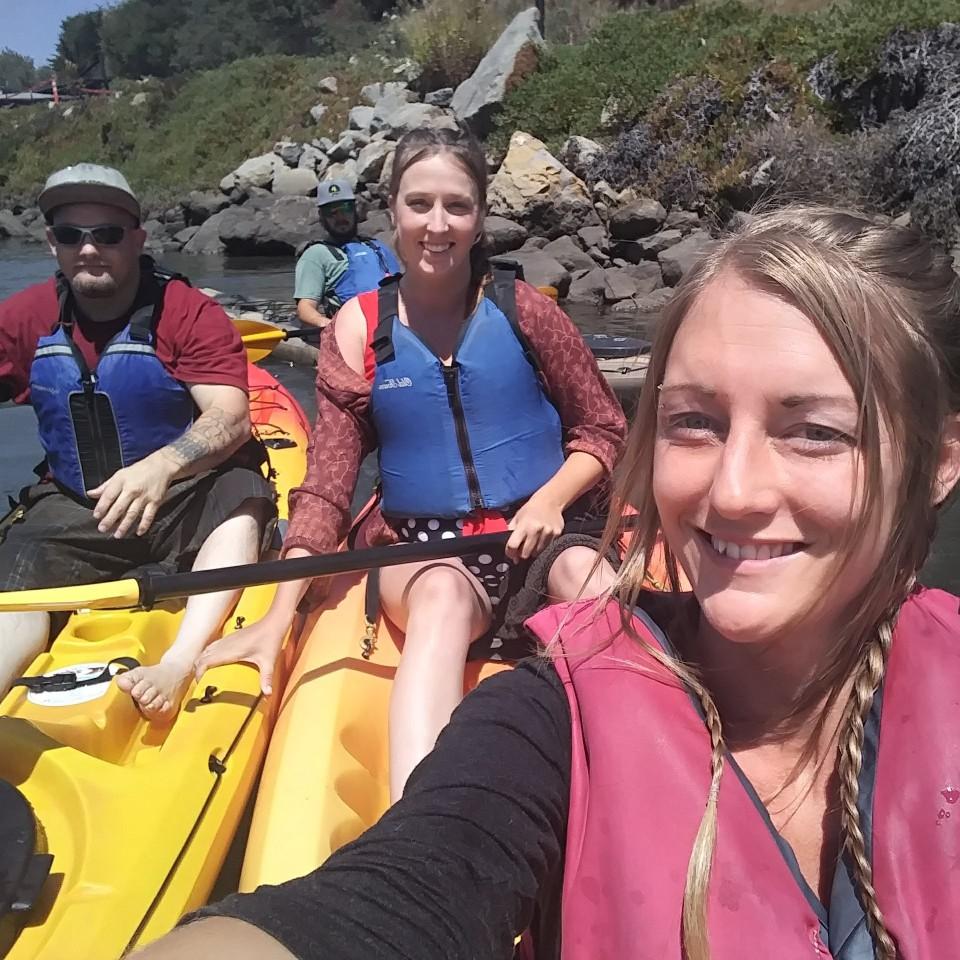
[51,74,60,105]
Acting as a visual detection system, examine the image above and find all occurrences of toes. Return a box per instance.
[132,681,158,705]
[115,668,141,692]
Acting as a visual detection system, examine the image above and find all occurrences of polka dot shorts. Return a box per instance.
[396,516,516,608]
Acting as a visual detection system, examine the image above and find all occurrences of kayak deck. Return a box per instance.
[0,365,309,959]
[240,570,510,890]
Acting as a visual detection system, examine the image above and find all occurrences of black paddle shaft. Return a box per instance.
[139,517,627,607]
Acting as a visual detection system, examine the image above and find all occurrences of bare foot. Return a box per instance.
[115,656,193,722]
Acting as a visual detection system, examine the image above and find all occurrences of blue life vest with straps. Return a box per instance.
[367,270,565,519]
[29,261,195,500]
[306,237,400,314]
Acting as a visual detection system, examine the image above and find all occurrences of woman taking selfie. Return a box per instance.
[141,206,959,960]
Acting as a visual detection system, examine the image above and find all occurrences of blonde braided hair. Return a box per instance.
[836,621,897,959]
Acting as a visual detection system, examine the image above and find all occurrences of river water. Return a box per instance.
[1,239,956,591]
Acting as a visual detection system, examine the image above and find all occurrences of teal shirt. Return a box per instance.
[294,243,350,310]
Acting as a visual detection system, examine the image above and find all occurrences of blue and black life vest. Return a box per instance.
[304,237,400,314]
[368,270,565,518]
[29,261,195,500]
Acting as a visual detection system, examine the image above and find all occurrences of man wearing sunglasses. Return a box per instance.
[294,179,400,328]
[0,163,275,721]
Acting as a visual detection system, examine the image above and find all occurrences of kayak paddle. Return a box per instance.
[0,517,629,613]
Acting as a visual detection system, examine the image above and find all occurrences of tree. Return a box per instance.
[0,48,37,91]
[100,0,188,78]
[51,11,105,81]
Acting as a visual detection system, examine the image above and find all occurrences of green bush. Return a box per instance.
[493,0,960,149]
[0,54,367,208]
[399,0,503,89]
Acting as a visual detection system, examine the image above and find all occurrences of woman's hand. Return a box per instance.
[194,613,291,696]
[506,492,564,562]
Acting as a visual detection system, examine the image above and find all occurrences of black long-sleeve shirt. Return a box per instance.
[192,660,570,959]
[191,645,879,959]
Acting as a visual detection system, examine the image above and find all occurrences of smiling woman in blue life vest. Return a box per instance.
[193,125,627,803]
[138,204,960,960]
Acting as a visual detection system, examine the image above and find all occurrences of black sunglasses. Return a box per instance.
[322,201,354,216]
[51,224,127,246]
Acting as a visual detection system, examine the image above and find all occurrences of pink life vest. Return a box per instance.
[524,588,960,959]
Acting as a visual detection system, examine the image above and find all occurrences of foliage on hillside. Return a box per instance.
[493,0,960,148]
[0,53,379,209]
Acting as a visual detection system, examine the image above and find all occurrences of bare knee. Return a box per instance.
[406,564,480,617]
[547,546,613,601]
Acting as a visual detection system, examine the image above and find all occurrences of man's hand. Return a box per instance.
[296,298,332,328]
[88,454,177,538]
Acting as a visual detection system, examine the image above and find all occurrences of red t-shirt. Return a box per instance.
[0,277,248,405]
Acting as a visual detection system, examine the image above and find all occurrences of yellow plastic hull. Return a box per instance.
[240,571,509,889]
[0,364,310,959]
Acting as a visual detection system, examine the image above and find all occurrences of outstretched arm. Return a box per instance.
[133,661,571,960]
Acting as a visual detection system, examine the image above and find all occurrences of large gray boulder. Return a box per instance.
[637,228,683,259]
[220,153,285,194]
[489,131,601,239]
[484,215,527,255]
[361,81,415,107]
[323,160,360,191]
[620,261,663,296]
[274,140,304,167]
[577,225,609,254]
[329,131,370,163]
[425,87,454,107]
[0,209,36,239]
[635,286,676,312]
[371,102,456,138]
[665,209,702,233]
[272,167,320,197]
[348,106,375,132]
[182,209,229,255]
[356,140,396,186]
[360,209,392,237]
[658,230,717,286]
[505,250,571,297]
[609,198,668,240]
[298,144,330,178]
[541,235,595,273]
[561,135,603,180]
[216,196,323,256]
[173,226,199,246]
[451,7,543,136]
[566,267,607,306]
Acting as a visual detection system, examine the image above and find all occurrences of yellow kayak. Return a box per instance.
[239,570,509,889]
[0,363,309,959]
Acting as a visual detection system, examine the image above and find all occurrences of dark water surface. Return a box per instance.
[1,239,956,591]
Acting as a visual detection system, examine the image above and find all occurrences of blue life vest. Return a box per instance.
[370,271,565,518]
[309,237,400,313]
[29,265,195,500]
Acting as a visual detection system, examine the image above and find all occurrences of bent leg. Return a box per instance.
[380,559,491,802]
[0,612,50,699]
[546,545,617,603]
[117,501,263,722]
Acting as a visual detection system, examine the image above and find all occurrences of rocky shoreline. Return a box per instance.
[0,9,723,312]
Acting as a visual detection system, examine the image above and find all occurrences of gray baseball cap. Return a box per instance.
[316,178,356,207]
[38,163,142,223]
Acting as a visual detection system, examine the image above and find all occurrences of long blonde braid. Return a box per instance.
[836,621,898,959]
[681,681,726,960]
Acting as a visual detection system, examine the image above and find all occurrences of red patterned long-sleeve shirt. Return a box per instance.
[283,281,627,557]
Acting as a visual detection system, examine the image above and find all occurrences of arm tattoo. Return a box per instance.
[167,406,244,469]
